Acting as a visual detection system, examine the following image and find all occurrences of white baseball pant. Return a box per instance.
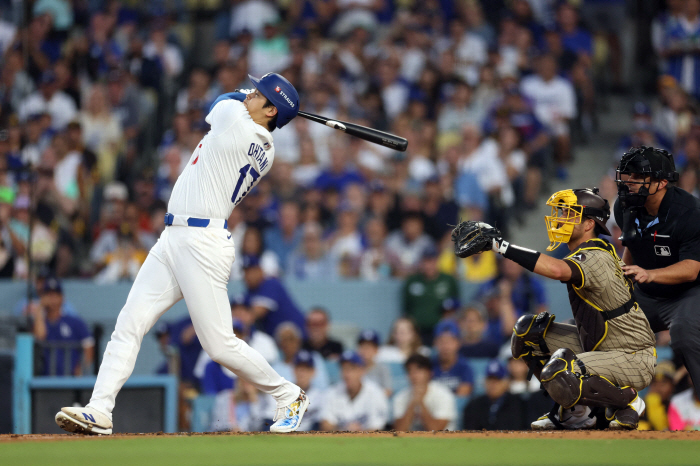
[87,224,300,418]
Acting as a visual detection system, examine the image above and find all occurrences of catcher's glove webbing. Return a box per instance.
[451,221,501,258]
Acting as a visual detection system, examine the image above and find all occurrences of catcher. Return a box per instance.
[452,188,656,430]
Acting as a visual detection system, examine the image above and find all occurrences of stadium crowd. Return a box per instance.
[1,0,699,432]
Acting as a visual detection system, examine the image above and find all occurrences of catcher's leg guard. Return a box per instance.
[541,348,638,410]
[511,312,555,359]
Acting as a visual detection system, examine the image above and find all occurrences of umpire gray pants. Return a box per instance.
[636,285,700,400]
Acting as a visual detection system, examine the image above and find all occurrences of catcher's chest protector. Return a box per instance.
[566,239,623,352]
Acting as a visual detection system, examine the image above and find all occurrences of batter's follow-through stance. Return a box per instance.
[452,188,656,430]
[55,73,310,435]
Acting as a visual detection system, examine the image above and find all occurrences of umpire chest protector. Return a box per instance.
[565,239,636,352]
[614,187,700,298]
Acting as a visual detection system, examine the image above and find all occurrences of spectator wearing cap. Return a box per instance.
[302,307,344,360]
[431,321,474,397]
[31,278,94,376]
[242,254,306,337]
[639,361,677,431]
[356,329,392,396]
[273,322,329,390]
[286,222,337,280]
[401,244,459,343]
[393,353,457,431]
[293,350,325,431]
[14,266,79,318]
[456,304,501,359]
[462,359,528,430]
[18,70,77,130]
[320,350,389,432]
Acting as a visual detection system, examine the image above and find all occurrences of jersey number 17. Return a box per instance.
[232,163,260,205]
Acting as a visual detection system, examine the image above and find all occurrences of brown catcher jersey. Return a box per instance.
[563,238,656,353]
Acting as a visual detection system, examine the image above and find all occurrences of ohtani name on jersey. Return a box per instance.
[248,143,269,172]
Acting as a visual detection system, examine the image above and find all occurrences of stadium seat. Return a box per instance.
[325,359,341,385]
[467,358,491,396]
[190,394,216,433]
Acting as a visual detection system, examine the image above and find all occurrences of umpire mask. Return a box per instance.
[615,146,679,210]
[545,188,611,251]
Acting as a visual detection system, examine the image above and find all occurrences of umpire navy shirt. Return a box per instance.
[614,186,700,298]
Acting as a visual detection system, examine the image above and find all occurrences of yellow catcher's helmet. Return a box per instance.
[545,188,611,251]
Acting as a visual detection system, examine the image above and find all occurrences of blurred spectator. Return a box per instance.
[507,357,541,394]
[520,54,576,176]
[462,359,528,430]
[437,80,484,134]
[421,176,459,242]
[327,203,363,277]
[358,216,398,280]
[402,246,459,342]
[0,186,18,277]
[272,322,329,390]
[286,222,336,280]
[93,224,147,284]
[210,378,275,432]
[169,315,203,387]
[639,361,677,431]
[477,259,548,317]
[385,212,435,277]
[432,321,474,397]
[661,0,700,99]
[393,353,457,431]
[320,350,389,431]
[19,70,77,131]
[302,307,344,360]
[377,317,431,364]
[79,84,124,182]
[264,201,302,271]
[668,386,700,430]
[248,21,291,77]
[31,278,94,376]
[243,253,307,336]
[293,350,326,431]
[356,329,392,396]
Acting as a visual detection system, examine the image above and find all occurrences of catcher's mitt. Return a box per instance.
[451,221,502,258]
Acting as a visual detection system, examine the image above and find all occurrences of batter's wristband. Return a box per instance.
[501,242,541,272]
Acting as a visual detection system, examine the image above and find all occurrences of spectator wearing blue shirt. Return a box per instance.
[31,278,94,376]
[264,201,303,272]
[432,320,474,397]
[457,305,502,359]
[314,144,364,192]
[662,0,700,99]
[477,259,548,316]
[169,315,203,386]
[242,254,307,337]
[556,3,592,57]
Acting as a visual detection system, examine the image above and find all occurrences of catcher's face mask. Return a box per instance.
[544,189,582,251]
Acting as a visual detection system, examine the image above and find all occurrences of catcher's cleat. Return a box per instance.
[55,406,113,435]
[531,405,597,430]
[270,390,310,433]
[607,392,645,430]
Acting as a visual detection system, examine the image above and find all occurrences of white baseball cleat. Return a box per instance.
[55,406,113,435]
[531,405,597,430]
[270,390,310,433]
[608,392,645,430]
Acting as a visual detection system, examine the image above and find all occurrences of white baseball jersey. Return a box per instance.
[168,99,275,219]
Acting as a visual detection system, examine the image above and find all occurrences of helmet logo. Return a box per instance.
[275,86,281,92]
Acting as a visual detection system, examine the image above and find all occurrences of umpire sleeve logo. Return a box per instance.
[654,245,671,256]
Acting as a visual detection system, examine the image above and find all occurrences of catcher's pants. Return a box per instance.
[542,323,655,391]
[87,225,300,418]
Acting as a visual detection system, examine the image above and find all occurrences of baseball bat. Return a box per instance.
[298,111,408,152]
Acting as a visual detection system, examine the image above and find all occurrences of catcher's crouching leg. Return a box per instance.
[540,349,641,428]
[511,312,555,379]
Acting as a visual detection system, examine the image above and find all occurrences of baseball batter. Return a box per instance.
[452,188,656,430]
[55,73,310,435]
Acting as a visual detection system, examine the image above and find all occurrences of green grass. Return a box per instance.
[1,436,698,466]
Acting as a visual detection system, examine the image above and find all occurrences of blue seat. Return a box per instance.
[388,362,409,394]
[468,358,491,396]
[656,345,673,362]
[190,394,216,433]
[325,359,341,385]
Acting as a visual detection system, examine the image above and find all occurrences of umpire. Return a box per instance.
[614,146,700,400]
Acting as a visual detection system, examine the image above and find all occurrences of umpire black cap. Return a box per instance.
[617,146,679,183]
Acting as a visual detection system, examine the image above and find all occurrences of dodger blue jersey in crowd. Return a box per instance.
[244,277,307,337]
[432,357,475,394]
[42,314,92,376]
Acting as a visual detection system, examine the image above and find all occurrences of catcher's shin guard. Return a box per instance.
[511,312,555,360]
[541,348,638,410]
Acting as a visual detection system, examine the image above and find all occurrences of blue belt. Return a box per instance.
[164,213,228,229]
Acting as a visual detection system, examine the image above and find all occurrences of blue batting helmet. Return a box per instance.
[248,73,299,129]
